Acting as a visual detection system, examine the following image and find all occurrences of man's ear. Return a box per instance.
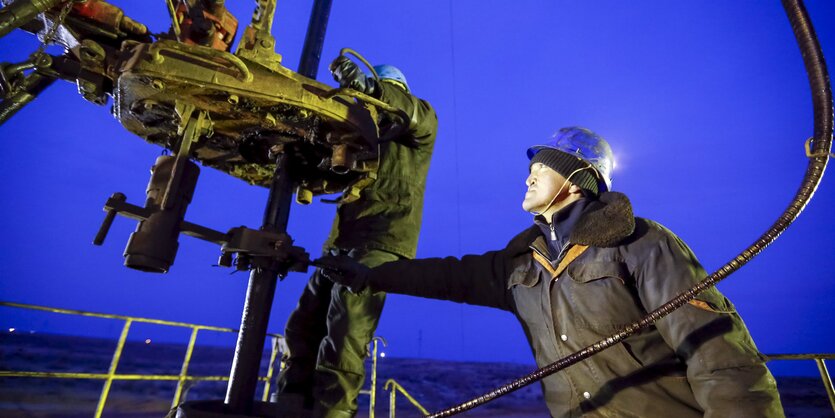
[567,183,584,196]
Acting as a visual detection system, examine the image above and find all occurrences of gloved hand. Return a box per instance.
[314,254,371,292]
[329,56,379,97]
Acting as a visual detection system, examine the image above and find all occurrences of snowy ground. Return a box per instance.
[1,333,832,417]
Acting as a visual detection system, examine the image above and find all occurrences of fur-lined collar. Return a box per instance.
[506,192,636,254]
[569,191,635,247]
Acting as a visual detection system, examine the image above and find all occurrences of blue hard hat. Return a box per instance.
[372,64,409,92]
[527,127,615,192]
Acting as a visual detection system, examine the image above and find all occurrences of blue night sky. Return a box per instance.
[1,1,834,378]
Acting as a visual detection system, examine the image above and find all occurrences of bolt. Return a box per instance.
[260,38,274,49]
[227,94,239,105]
[151,79,165,91]
[264,112,276,127]
[79,40,105,62]
[268,145,284,160]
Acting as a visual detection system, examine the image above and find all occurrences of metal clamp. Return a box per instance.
[804,136,835,158]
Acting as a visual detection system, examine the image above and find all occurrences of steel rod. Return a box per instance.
[297,0,333,79]
[224,153,293,413]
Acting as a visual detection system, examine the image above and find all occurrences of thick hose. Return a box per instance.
[339,47,380,81]
[427,0,832,416]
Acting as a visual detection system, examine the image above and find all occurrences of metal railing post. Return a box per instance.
[384,379,429,418]
[814,358,835,414]
[370,338,378,418]
[261,335,282,402]
[369,336,387,418]
[387,380,397,418]
[95,318,133,418]
[172,326,201,408]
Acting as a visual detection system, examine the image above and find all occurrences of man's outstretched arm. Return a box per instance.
[317,250,515,311]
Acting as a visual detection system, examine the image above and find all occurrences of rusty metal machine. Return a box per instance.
[1,0,403,416]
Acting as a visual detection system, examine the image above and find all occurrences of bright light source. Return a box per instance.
[8,328,15,333]
[145,339,152,344]
[380,352,386,358]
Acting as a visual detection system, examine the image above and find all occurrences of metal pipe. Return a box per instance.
[815,359,835,414]
[0,0,63,38]
[369,336,387,418]
[95,319,133,418]
[297,0,333,79]
[261,335,282,402]
[0,301,286,335]
[224,152,293,413]
[428,0,833,415]
[172,327,201,408]
[0,72,55,126]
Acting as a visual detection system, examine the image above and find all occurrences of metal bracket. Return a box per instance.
[94,192,309,275]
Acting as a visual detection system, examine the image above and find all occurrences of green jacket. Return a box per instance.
[363,192,784,417]
[324,81,438,258]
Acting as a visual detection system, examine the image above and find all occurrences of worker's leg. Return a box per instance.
[312,249,399,418]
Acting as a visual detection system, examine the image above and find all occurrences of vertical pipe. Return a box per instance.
[261,335,281,402]
[225,153,293,413]
[389,385,396,418]
[95,319,132,418]
[297,0,333,79]
[172,327,201,408]
[815,359,835,414]
[369,338,378,418]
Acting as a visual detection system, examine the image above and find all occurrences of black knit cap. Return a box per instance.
[530,149,599,196]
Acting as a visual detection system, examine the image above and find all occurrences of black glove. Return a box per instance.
[314,254,371,292]
[329,56,379,97]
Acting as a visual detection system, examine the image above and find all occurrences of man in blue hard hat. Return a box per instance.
[275,55,437,418]
[317,127,784,417]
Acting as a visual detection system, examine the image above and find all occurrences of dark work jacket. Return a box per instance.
[324,81,438,258]
[365,192,784,418]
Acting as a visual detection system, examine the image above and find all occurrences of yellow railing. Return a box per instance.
[0,301,283,417]
[6,301,831,417]
[384,379,429,418]
[358,336,387,418]
[766,353,835,414]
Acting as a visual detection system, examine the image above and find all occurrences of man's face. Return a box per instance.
[522,162,568,213]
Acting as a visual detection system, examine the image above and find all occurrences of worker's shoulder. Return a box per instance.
[628,217,689,249]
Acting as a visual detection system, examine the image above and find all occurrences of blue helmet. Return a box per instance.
[372,64,409,92]
[527,127,615,192]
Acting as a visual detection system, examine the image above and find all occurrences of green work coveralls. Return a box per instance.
[277,80,437,417]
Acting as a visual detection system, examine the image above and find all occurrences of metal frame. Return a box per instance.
[766,353,835,414]
[384,379,429,418]
[6,301,831,417]
[0,301,284,417]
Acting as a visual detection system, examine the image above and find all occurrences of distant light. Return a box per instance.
[145,339,152,344]
[8,328,15,333]
[29,330,35,334]
[380,352,386,358]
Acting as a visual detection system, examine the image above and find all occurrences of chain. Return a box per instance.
[32,0,75,64]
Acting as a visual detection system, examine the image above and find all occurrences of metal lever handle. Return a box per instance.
[93,192,126,245]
